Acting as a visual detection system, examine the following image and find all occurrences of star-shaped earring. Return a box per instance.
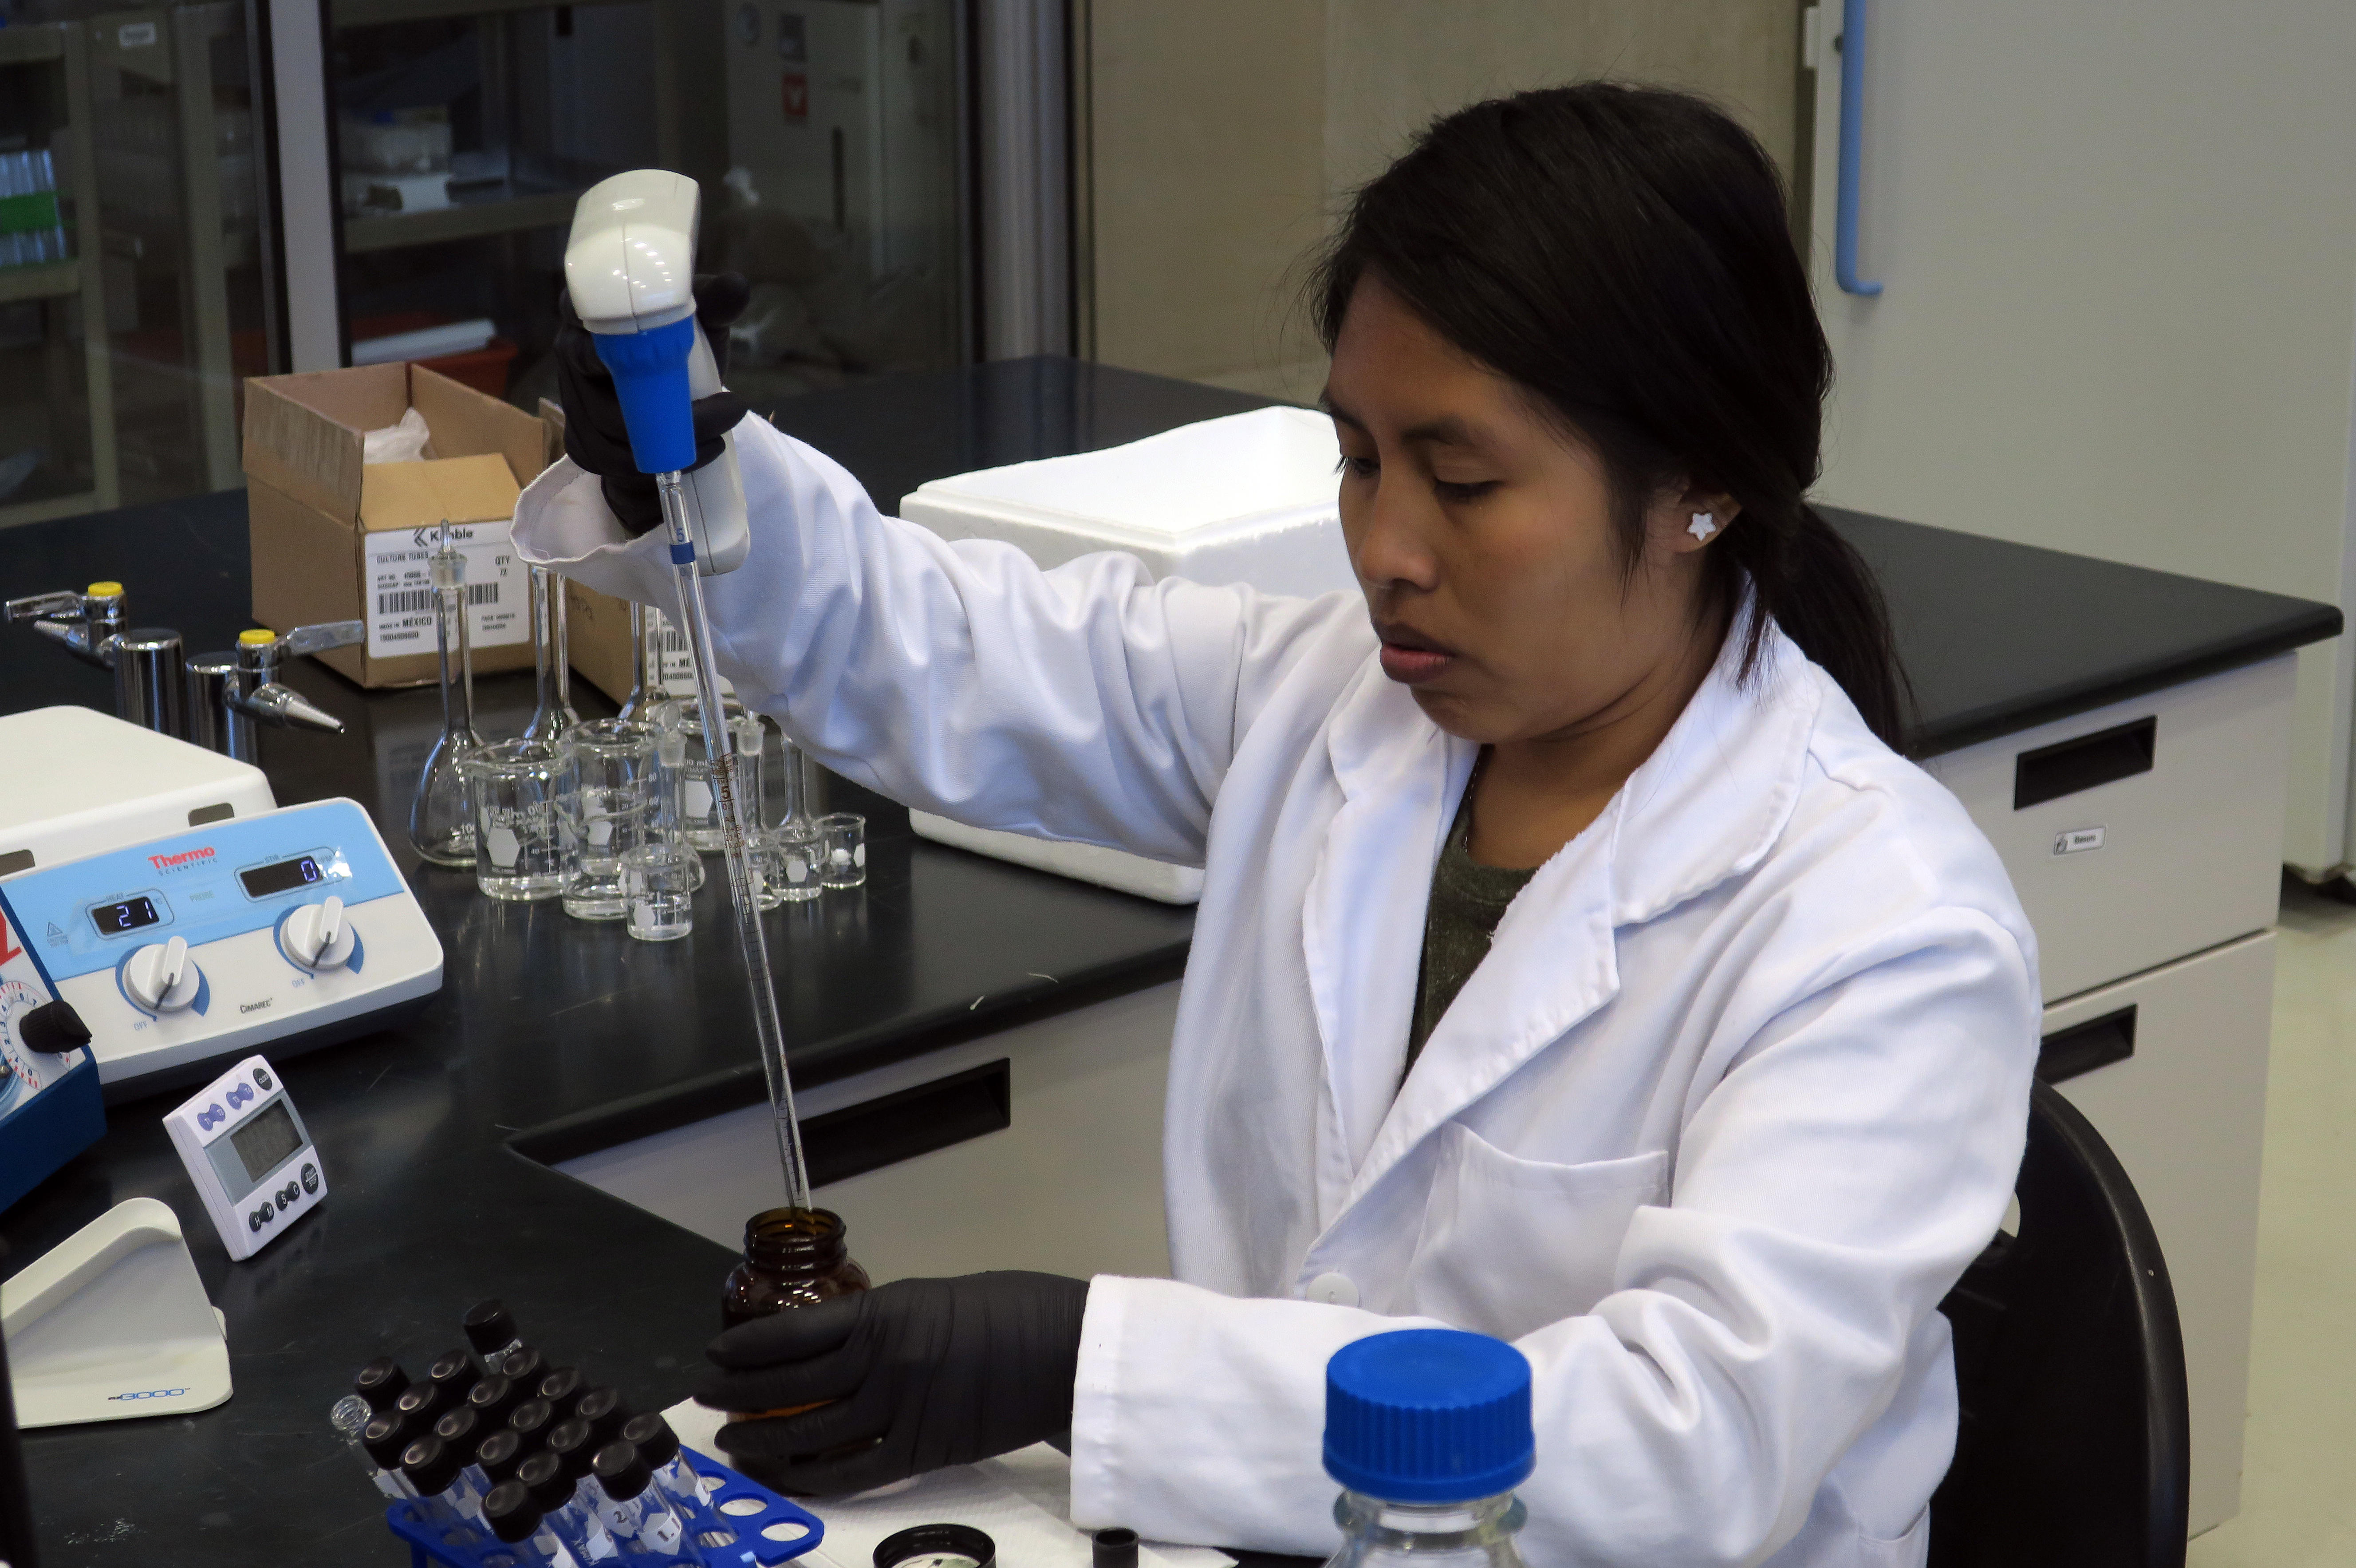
[1688,512,1716,541]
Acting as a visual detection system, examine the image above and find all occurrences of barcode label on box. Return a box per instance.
[363,522,526,659]
[644,608,733,698]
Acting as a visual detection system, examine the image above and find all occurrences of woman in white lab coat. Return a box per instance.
[523,83,2037,1568]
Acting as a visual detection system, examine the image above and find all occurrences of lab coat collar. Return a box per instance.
[1323,607,1822,1212]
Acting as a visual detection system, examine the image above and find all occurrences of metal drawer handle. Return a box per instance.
[2039,1005,2136,1085]
[2014,716,2156,809]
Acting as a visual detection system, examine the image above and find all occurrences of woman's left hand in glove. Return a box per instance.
[696,1272,1091,1496]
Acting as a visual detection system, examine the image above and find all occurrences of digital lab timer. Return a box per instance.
[163,1054,324,1261]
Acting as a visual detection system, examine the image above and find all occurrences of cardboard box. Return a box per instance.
[242,362,555,688]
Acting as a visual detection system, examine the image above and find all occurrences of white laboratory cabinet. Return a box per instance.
[1923,654,2299,1534]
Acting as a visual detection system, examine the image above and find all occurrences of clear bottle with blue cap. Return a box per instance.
[1321,1329,1535,1568]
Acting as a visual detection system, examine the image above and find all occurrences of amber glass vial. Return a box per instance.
[719,1207,871,1329]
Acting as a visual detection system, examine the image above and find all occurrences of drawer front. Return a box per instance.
[1925,655,2293,1001]
[2045,930,2275,1536]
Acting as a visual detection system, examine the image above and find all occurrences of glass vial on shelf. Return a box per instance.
[410,523,483,868]
[588,1442,690,1558]
[481,1478,583,1568]
[523,566,579,744]
[464,1299,525,1372]
[334,1393,408,1499]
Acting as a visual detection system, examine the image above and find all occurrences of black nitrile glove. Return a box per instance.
[697,1272,1090,1495]
[554,271,754,536]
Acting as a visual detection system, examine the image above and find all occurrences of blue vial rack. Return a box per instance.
[386,1445,826,1568]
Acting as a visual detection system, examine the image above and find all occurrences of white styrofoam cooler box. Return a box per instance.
[1921,654,2295,1004]
[897,406,1354,903]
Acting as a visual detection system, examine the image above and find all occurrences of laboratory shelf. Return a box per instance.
[331,0,638,32]
[342,188,580,254]
[0,261,83,307]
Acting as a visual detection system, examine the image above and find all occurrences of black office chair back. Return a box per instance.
[1930,1080,2189,1568]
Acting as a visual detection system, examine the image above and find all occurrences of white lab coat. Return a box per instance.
[514,415,2041,1568]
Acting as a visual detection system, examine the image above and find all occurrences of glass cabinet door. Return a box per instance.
[325,0,968,416]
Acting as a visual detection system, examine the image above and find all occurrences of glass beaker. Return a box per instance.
[461,739,572,902]
[621,844,697,941]
[816,812,867,890]
[672,697,759,854]
[562,720,655,921]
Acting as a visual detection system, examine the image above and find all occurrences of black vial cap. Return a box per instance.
[362,1410,415,1470]
[464,1299,520,1359]
[466,1372,524,1428]
[536,1366,585,1413]
[544,1416,597,1481]
[518,1450,574,1516]
[433,1405,480,1457]
[1094,1528,1140,1568]
[354,1356,409,1413]
[507,1397,557,1449]
[575,1386,631,1442]
[499,1346,546,1387]
[477,1428,528,1486]
[394,1383,446,1429]
[402,1433,464,1498]
[620,1412,679,1470]
[878,1525,997,1568]
[591,1440,651,1502]
[428,1348,480,1404]
[481,1478,543,1545]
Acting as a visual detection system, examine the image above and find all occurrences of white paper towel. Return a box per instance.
[664,1400,1235,1568]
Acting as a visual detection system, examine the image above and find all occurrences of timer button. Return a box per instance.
[281,896,355,971]
[254,1067,273,1091]
[124,937,201,1013]
[300,1163,318,1194]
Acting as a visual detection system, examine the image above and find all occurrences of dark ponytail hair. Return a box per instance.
[1311,83,1910,748]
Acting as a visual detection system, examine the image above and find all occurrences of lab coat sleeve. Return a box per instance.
[1070,903,2036,1565]
[510,415,1365,863]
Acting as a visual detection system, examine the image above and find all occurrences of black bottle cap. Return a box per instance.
[464,1299,519,1358]
[575,1386,631,1442]
[477,1428,527,1486]
[354,1357,409,1413]
[481,1478,543,1545]
[518,1450,574,1516]
[507,1397,556,1448]
[619,1412,679,1469]
[428,1348,480,1403]
[544,1416,597,1481]
[361,1410,415,1470]
[590,1440,650,1501]
[466,1373,522,1427]
[401,1433,463,1497]
[536,1366,585,1413]
[499,1345,546,1386]
[395,1383,445,1428]
[876,1525,997,1568]
[433,1405,480,1458]
[1094,1527,1140,1568]
[18,1000,90,1054]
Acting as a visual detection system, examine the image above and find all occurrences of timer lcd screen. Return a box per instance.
[230,1099,303,1181]
[89,896,161,937]
[240,856,324,898]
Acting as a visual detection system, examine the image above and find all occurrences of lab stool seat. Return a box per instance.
[1931,1080,2191,1568]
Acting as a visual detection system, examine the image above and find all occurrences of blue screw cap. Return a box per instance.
[1323,1329,1534,1504]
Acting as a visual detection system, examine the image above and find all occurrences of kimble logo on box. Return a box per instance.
[149,846,215,873]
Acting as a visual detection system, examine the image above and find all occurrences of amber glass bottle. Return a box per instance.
[720,1207,871,1329]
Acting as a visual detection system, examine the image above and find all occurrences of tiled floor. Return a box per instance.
[2185,880,2356,1565]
